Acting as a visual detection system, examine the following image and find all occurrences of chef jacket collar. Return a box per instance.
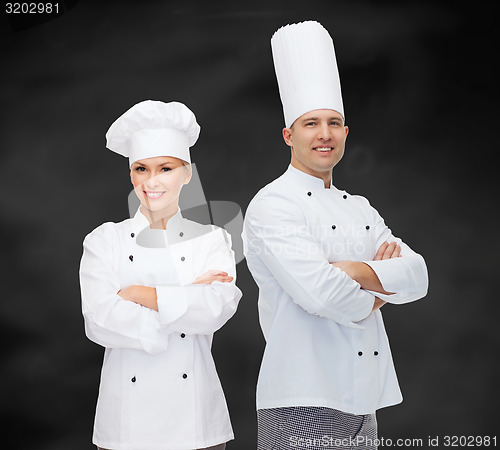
[131,206,184,234]
[285,164,334,191]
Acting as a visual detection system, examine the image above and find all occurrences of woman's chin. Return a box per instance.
[140,199,177,214]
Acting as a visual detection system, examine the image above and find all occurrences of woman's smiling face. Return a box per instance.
[130,156,191,216]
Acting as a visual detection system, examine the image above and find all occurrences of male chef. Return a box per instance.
[242,21,429,449]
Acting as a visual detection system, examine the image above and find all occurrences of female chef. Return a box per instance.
[79,100,242,450]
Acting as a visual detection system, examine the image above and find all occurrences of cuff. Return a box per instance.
[156,285,189,326]
[341,291,375,328]
[363,258,409,293]
[139,308,170,354]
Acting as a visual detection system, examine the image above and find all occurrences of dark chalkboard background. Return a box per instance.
[1,1,498,449]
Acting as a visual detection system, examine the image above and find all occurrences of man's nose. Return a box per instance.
[317,123,331,140]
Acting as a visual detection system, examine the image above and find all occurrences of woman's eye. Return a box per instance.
[135,166,146,172]
[161,167,172,172]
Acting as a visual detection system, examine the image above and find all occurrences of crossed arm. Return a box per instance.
[331,241,401,312]
[117,270,233,311]
[122,239,400,315]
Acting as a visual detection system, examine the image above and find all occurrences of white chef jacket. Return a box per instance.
[80,208,242,450]
[242,165,428,415]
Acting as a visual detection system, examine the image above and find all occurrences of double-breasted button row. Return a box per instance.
[306,192,348,199]
[132,372,189,382]
[130,230,184,238]
[180,333,187,379]
[330,225,371,231]
[129,229,135,260]
[358,351,379,356]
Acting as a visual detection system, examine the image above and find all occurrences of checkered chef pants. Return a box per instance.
[257,406,378,450]
[98,444,225,450]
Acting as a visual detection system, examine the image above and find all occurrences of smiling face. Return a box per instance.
[283,109,349,186]
[130,156,191,224]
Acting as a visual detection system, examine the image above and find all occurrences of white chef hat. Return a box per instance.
[105,100,200,166]
[271,21,344,128]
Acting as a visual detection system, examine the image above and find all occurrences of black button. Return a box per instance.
[307,191,312,196]
[343,195,347,199]
[129,255,134,262]
[366,225,370,230]
[131,233,135,238]
[131,376,136,382]
[182,373,188,379]
[374,351,379,356]
[331,225,336,230]
[181,256,185,261]
[179,232,184,237]
[358,351,363,356]
[180,333,186,338]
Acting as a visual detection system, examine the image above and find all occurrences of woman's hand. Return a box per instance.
[117,270,234,313]
[118,285,158,311]
[193,270,233,285]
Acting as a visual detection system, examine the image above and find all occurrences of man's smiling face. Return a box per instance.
[283,109,349,180]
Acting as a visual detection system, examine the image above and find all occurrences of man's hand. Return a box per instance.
[330,260,393,295]
[331,241,402,311]
[374,241,401,261]
[193,270,233,285]
[118,285,158,311]
[372,297,387,312]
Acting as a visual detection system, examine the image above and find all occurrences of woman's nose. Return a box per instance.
[144,173,160,188]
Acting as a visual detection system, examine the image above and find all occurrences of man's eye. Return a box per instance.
[305,122,315,126]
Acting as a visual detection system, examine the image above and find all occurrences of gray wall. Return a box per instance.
[1,1,497,448]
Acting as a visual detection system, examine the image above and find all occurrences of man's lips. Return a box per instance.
[144,191,166,199]
[313,146,334,152]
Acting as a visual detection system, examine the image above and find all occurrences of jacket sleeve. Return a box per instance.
[243,194,375,328]
[361,199,429,304]
[155,228,242,335]
[79,223,170,354]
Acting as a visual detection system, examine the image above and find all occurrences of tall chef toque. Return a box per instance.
[105,100,200,166]
[271,21,344,128]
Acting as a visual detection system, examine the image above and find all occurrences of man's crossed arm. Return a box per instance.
[331,241,401,312]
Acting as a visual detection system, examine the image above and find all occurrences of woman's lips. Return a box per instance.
[144,191,165,199]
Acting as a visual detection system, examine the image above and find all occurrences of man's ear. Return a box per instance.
[282,127,293,147]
